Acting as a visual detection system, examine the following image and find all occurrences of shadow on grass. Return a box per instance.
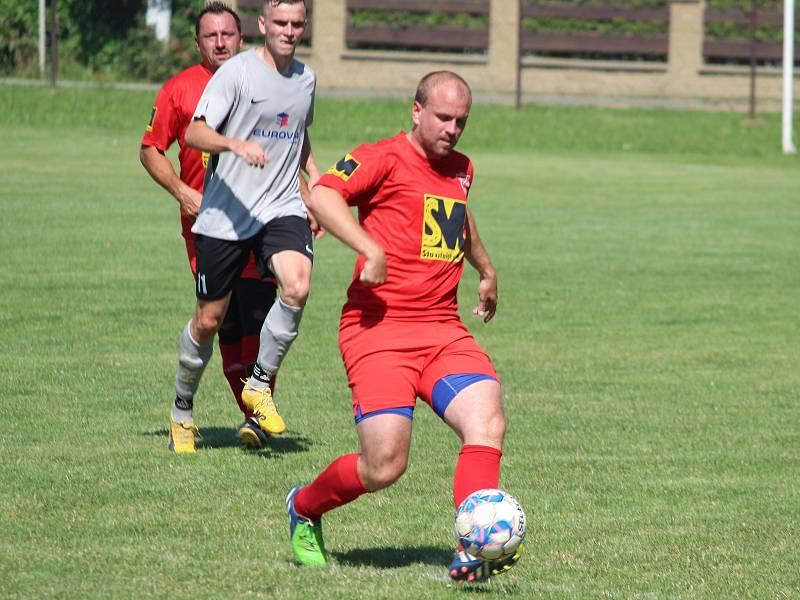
[333,547,522,592]
[143,427,313,456]
[333,545,452,568]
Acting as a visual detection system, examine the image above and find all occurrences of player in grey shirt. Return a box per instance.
[171,0,319,448]
[192,46,315,241]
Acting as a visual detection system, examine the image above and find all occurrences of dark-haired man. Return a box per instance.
[287,71,520,583]
[141,2,279,453]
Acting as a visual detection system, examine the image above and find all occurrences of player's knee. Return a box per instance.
[193,311,224,338]
[480,388,506,444]
[464,407,505,448]
[367,466,405,491]
[279,278,310,307]
[485,411,506,446]
[362,456,407,491]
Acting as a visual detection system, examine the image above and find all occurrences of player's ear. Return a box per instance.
[258,14,267,36]
[411,101,423,127]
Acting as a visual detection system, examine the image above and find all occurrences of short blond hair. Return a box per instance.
[414,71,472,107]
[264,0,306,15]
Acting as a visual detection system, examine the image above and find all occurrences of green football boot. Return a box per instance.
[286,485,328,566]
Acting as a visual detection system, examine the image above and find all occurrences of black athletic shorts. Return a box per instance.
[194,215,313,301]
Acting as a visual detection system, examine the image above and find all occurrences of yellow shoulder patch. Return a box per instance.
[326,153,361,181]
[145,105,157,132]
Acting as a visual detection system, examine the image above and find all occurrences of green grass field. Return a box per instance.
[0,85,798,598]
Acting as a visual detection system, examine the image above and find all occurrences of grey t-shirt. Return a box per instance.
[191,49,316,240]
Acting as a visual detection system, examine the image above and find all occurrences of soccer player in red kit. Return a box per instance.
[140,2,276,451]
[286,71,521,582]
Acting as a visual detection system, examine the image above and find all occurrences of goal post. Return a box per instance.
[783,0,797,154]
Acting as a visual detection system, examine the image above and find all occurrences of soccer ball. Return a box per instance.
[455,488,526,561]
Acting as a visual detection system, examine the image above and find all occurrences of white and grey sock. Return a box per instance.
[173,320,213,421]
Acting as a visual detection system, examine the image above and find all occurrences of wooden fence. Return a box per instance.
[345,0,489,52]
[521,3,669,59]
[704,7,794,62]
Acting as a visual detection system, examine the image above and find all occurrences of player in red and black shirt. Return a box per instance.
[285,71,520,582]
[140,2,276,451]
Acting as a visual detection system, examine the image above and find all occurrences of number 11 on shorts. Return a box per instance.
[197,273,208,296]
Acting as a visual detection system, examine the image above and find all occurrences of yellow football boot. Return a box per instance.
[241,383,285,435]
[238,418,271,450]
[169,420,199,454]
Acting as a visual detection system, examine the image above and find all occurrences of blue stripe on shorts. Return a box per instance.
[354,405,415,424]
[431,373,496,419]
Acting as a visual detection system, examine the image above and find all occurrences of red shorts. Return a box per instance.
[338,316,497,418]
[181,213,260,279]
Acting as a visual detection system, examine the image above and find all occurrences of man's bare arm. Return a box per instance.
[185,118,267,167]
[306,186,386,286]
[464,207,498,323]
[301,131,320,187]
[140,145,203,217]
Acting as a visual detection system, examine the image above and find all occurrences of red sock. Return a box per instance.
[241,335,260,372]
[453,445,502,510]
[219,341,249,418]
[294,454,367,521]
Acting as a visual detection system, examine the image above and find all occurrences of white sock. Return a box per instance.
[172,398,193,423]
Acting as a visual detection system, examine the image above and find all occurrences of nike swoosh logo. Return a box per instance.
[250,98,269,104]
[305,244,314,255]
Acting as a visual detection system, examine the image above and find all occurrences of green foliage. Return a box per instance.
[75,0,205,82]
[707,0,782,9]
[0,0,39,73]
[0,0,207,82]
[706,22,784,43]
[350,10,488,31]
[524,17,667,35]
[526,0,666,5]
[705,0,786,45]
[89,8,200,82]
[60,0,144,65]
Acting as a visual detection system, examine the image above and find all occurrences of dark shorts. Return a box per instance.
[194,215,313,301]
[181,214,261,280]
[218,277,277,343]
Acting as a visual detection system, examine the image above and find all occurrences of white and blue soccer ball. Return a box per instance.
[455,488,526,561]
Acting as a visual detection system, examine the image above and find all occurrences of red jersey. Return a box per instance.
[318,132,474,322]
[142,63,211,193]
[141,63,260,280]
